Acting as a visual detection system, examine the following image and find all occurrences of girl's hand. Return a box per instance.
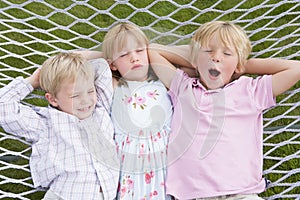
[25,68,41,89]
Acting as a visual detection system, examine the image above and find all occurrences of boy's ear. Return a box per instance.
[234,64,244,74]
[45,93,58,107]
[232,65,245,81]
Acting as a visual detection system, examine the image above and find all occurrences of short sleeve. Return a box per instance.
[168,69,194,106]
[249,75,276,110]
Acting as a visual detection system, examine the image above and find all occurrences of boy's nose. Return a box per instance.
[80,96,89,104]
[211,54,221,63]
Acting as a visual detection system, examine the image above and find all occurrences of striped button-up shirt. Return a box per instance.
[0,59,120,200]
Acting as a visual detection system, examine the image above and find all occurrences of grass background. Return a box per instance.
[0,0,299,199]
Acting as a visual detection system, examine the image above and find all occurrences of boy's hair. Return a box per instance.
[191,21,252,72]
[40,52,94,96]
[101,22,157,82]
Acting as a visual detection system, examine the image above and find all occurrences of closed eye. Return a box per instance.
[88,89,95,94]
[70,95,79,99]
[136,48,145,53]
[120,52,128,57]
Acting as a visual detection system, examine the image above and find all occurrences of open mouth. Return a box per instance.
[209,69,220,77]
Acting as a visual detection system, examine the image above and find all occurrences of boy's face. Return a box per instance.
[47,75,97,120]
[195,34,239,90]
[111,34,149,82]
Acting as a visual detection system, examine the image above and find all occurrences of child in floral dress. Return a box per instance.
[76,23,173,200]
[105,22,174,200]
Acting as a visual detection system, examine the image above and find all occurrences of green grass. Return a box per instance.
[0,0,299,199]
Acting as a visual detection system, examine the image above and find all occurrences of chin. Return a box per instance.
[207,83,223,90]
[77,112,92,120]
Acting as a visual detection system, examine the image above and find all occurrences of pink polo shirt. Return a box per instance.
[166,69,276,199]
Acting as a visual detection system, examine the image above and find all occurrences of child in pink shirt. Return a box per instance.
[149,21,300,199]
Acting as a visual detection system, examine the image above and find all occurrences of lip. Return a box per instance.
[131,64,142,70]
[208,68,220,80]
[78,105,92,112]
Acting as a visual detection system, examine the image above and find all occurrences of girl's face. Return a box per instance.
[111,34,149,82]
[47,75,97,120]
[195,34,239,90]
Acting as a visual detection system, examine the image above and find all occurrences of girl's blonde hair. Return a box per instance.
[101,22,157,82]
[191,21,252,73]
[40,52,94,96]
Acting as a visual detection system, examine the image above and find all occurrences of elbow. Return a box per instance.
[148,44,164,57]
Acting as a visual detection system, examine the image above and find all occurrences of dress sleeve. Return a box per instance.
[0,77,45,142]
[89,58,113,113]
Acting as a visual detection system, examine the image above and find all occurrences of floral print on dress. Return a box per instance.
[113,81,172,200]
[119,175,134,199]
[145,171,154,184]
[147,89,159,100]
[123,89,159,110]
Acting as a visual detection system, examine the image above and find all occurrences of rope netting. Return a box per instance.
[0,0,299,199]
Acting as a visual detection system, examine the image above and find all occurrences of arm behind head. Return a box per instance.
[149,43,196,88]
[244,58,300,97]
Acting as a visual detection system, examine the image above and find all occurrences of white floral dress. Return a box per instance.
[112,80,173,200]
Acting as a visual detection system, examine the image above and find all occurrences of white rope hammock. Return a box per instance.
[0,0,299,199]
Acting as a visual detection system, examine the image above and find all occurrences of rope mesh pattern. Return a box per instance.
[0,0,299,199]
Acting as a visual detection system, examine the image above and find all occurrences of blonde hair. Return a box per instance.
[101,22,157,82]
[191,21,252,72]
[40,52,94,96]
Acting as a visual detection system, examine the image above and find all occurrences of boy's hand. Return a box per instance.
[25,68,41,89]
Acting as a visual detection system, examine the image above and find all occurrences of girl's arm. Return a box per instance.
[148,44,178,89]
[150,44,192,67]
[73,50,120,88]
[149,43,199,88]
[73,50,103,60]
